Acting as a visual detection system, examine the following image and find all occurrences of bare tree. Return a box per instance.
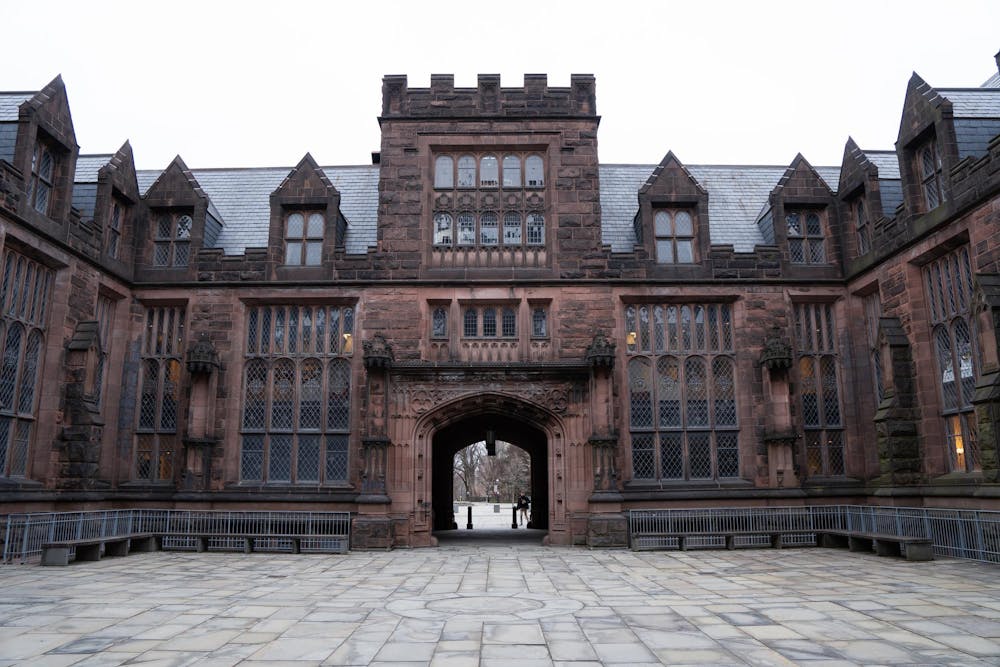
[453,441,485,500]
[478,441,529,503]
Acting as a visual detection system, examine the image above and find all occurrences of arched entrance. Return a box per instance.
[420,394,555,536]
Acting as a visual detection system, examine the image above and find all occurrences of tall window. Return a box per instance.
[432,151,545,248]
[432,306,448,338]
[653,210,695,264]
[240,305,354,484]
[106,197,125,260]
[918,138,944,211]
[854,197,870,256]
[924,247,979,472]
[862,291,884,406]
[95,294,116,410]
[531,307,548,338]
[29,138,56,215]
[0,250,52,478]
[625,303,739,481]
[794,302,844,476]
[153,212,192,268]
[284,212,324,266]
[136,306,185,482]
[787,209,826,264]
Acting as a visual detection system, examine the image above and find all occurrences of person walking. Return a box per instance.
[517,492,530,527]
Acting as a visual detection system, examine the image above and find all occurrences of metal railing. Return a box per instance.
[1,509,351,564]
[629,505,1000,564]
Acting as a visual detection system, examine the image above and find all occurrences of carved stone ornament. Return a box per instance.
[759,332,792,370]
[585,331,616,368]
[363,333,394,370]
[186,336,220,375]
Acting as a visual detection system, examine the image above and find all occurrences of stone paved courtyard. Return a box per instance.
[3,537,1000,666]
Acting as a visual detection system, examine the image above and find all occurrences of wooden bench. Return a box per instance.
[41,533,158,566]
[635,530,818,551]
[815,530,934,561]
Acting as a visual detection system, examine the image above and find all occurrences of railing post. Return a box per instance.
[2,515,11,563]
[975,510,986,562]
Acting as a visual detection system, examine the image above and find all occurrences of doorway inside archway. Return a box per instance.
[431,414,549,535]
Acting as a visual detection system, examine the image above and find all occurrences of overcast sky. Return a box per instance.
[5,0,999,171]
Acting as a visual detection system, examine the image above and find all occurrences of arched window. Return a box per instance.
[434,155,454,189]
[502,155,521,188]
[433,212,453,245]
[463,309,478,338]
[135,305,184,482]
[787,210,826,264]
[153,212,192,268]
[432,307,448,338]
[919,139,943,210]
[503,212,522,245]
[457,155,476,188]
[654,210,695,264]
[526,155,544,187]
[794,303,843,476]
[501,307,516,337]
[531,308,547,338]
[457,213,475,245]
[483,308,497,337]
[285,212,324,266]
[480,155,498,187]
[480,212,498,245]
[526,213,544,245]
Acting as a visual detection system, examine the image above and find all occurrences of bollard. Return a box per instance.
[512,506,518,529]
[466,505,473,529]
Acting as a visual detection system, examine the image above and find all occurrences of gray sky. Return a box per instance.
[5,0,999,170]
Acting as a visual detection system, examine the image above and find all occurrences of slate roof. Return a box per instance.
[137,165,380,256]
[862,151,901,179]
[0,93,34,121]
[599,164,840,253]
[983,72,1000,88]
[938,89,1000,117]
[74,154,112,183]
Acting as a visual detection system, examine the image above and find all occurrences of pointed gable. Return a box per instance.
[99,141,140,203]
[638,151,707,199]
[897,72,951,149]
[20,75,77,151]
[144,155,210,207]
[272,152,339,201]
[772,153,836,198]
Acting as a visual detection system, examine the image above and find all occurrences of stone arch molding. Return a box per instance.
[412,390,567,440]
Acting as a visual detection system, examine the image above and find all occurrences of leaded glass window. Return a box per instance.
[919,138,944,211]
[153,211,192,268]
[653,209,695,264]
[135,305,185,482]
[240,304,355,484]
[107,197,125,260]
[285,212,324,266]
[794,302,844,476]
[430,151,546,248]
[787,210,826,264]
[924,246,979,472]
[0,250,52,478]
[432,307,448,338]
[626,302,740,481]
[531,307,547,338]
[30,138,56,215]
[462,305,516,338]
[854,197,870,256]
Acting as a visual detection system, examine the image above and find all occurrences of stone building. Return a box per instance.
[1,52,1000,549]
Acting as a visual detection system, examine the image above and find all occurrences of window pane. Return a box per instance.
[434,212,453,245]
[689,432,712,479]
[307,213,324,238]
[809,240,825,263]
[674,211,693,236]
[526,213,544,245]
[286,213,304,237]
[173,242,189,267]
[269,434,292,482]
[531,308,547,337]
[717,432,739,478]
[153,243,170,266]
[434,155,454,188]
[458,213,475,245]
[631,433,655,479]
[657,356,681,428]
[800,357,820,426]
[805,213,821,237]
[676,240,693,263]
[271,360,295,429]
[628,357,653,428]
[157,217,171,239]
[654,211,671,236]
[502,155,521,187]
[243,360,267,429]
[457,155,476,187]
[655,240,674,263]
[326,434,349,482]
[464,309,477,337]
[786,213,802,237]
[480,155,498,187]
[503,212,522,245]
[525,155,544,187]
[660,433,683,479]
[712,356,737,426]
[300,359,323,429]
[305,242,322,266]
[432,307,448,338]
[285,241,302,265]
[241,435,264,481]
[789,239,804,263]
[176,215,192,240]
[480,212,498,245]
[327,359,351,431]
[298,435,320,482]
[483,308,497,337]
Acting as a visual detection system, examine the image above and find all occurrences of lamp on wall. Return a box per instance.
[486,428,496,456]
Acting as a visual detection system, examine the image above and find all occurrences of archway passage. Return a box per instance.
[431,413,549,534]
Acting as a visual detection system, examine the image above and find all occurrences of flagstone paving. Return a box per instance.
[2,541,1000,665]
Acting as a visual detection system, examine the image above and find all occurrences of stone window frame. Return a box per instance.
[624,302,740,482]
[283,211,325,267]
[239,304,354,485]
[135,305,185,483]
[94,293,116,411]
[461,305,517,339]
[29,136,58,215]
[792,301,845,477]
[862,290,885,406]
[923,246,980,472]
[153,211,193,268]
[786,208,827,265]
[434,151,545,191]
[431,305,449,339]
[0,248,53,479]
[531,306,549,339]
[652,208,696,264]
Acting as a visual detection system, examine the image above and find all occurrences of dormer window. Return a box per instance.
[284,212,324,266]
[853,197,870,256]
[153,212,192,267]
[29,138,57,215]
[654,209,695,264]
[786,209,826,264]
[918,138,943,210]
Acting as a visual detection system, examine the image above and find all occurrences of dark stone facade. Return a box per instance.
[2,55,1000,548]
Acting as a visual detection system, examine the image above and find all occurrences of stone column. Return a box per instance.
[353,334,394,549]
[759,330,800,487]
[182,336,220,491]
[584,332,627,547]
[873,317,923,485]
[972,275,1000,482]
[56,321,108,490]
